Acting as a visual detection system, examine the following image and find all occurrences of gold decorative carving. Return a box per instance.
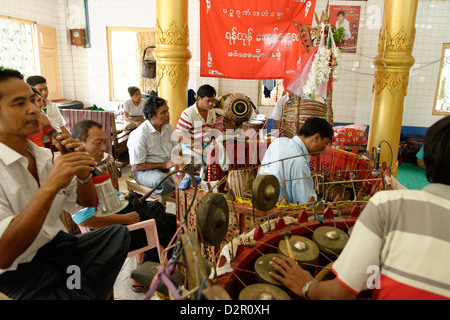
[378,26,416,53]
[156,20,189,46]
[157,63,189,88]
[373,71,410,97]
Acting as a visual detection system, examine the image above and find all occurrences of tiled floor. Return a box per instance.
[113,164,177,300]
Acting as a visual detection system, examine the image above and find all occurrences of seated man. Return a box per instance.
[0,68,130,300]
[28,86,52,148]
[258,117,333,205]
[176,84,218,166]
[26,75,70,137]
[269,115,450,300]
[127,96,178,195]
[70,120,177,265]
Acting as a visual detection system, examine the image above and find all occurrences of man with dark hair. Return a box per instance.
[127,96,178,195]
[176,84,218,165]
[258,117,333,204]
[0,68,130,300]
[70,120,177,291]
[269,116,450,300]
[25,75,70,136]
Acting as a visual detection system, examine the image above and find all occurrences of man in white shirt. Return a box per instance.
[71,120,177,284]
[269,90,293,130]
[335,11,352,41]
[26,75,70,136]
[0,68,130,300]
[127,96,178,195]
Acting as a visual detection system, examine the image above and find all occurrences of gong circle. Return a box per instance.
[278,235,320,268]
[312,226,349,256]
[239,283,291,300]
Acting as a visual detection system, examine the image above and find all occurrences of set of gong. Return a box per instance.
[239,225,350,300]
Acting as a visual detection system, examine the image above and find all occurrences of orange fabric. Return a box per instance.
[200,0,316,80]
[28,123,45,147]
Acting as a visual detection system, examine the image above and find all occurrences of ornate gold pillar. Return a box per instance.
[154,0,191,129]
[367,0,418,173]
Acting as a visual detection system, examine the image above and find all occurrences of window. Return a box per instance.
[258,79,285,106]
[107,27,156,102]
[0,16,37,79]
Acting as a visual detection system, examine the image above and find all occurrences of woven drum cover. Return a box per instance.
[280,97,327,138]
[223,93,253,125]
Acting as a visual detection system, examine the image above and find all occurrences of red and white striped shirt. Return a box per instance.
[332,184,450,299]
[176,104,216,144]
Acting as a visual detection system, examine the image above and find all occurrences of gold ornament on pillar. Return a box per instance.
[154,0,191,129]
[367,0,418,175]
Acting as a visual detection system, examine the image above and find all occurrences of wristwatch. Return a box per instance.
[75,173,92,184]
[302,280,317,300]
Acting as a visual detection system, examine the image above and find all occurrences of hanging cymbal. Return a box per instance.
[278,235,320,268]
[254,253,286,287]
[312,226,349,256]
[201,285,232,300]
[239,283,291,300]
[252,174,280,211]
[197,193,229,246]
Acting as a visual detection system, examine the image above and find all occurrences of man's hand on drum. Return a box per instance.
[269,256,314,298]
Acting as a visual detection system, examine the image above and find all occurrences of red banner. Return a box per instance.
[200,0,316,80]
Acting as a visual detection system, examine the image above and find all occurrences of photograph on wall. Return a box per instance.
[329,5,361,53]
[433,43,450,115]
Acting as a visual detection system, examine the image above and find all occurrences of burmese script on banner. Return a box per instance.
[200,0,317,80]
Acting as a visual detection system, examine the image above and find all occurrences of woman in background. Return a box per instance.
[123,86,145,130]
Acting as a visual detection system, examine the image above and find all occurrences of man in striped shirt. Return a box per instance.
[176,84,218,166]
[269,115,450,300]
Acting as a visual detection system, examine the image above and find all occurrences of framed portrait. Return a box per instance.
[329,5,361,53]
[433,43,450,115]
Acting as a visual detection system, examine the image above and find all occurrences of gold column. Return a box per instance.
[154,0,191,129]
[367,0,418,173]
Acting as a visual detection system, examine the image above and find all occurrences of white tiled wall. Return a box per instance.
[1,0,448,128]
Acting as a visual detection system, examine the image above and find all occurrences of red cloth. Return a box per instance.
[200,0,316,79]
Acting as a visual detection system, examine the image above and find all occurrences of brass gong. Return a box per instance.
[312,226,349,256]
[239,283,291,300]
[197,193,229,246]
[278,235,320,268]
[254,253,286,287]
[252,174,280,211]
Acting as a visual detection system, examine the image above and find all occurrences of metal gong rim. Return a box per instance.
[252,174,280,211]
[254,253,286,287]
[312,226,349,255]
[278,235,320,266]
[239,283,291,300]
[197,193,229,246]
